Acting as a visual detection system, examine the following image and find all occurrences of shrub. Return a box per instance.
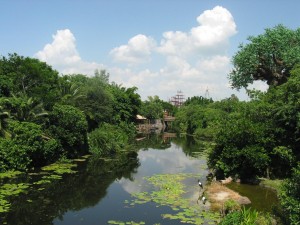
[88,123,129,156]
[279,163,300,225]
[0,120,62,171]
[220,207,273,225]
[47,104,88,156]
[0,138,30,172]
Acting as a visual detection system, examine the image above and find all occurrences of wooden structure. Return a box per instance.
[163,111,175,128]
[136,115,164,133]
[136,114,149,132]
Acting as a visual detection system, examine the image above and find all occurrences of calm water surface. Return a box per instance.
[1,135,278,225]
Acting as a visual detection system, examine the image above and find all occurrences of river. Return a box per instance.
[0,134,278,225]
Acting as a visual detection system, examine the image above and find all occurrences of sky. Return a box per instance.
[1,0,300,101]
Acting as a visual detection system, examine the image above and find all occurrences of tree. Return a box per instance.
[46,104,88,157]
[0,95,48,123]
[108,84,141,124]
[0,53,60,108]
[229,25,300,89]
[140,96,164,120]
[184,96,213,106]
[208,101,275,179]
[76,71,113,130]
[0,120,61,170]
[58,75,86,106]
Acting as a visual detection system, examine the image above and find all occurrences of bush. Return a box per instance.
[0,120,62,171]
[220,207,273,225]
[219,211,243,225]
[223,199,241,215]
[279,163,300,225]
[9,120,46,166]
[47,104,88,157]
[0,138,30,172]
[88,123,129,156]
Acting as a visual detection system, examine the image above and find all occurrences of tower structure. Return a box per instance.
[205,87,210,99]
[169,90,185,107]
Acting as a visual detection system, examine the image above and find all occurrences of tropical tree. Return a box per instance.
[229,25,300,89]
[58,75,86,106]
[0,95,48,123]
[108,84,141,124]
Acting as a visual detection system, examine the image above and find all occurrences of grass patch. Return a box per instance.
[259,178,282,192]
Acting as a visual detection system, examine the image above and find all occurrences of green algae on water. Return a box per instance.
[125,173,220,224]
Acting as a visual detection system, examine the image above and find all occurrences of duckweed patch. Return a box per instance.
[33,174,63,185]
[41,162,77,174]
[0,183,30,196]
[125,173,220,224]
[0,183,30,213]
[0,198,11,213]
[0,171,23,179]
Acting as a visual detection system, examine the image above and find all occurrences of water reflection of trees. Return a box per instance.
[2,152,140,225]
[172,135,211,157]
[134,133,172,150]
[134,132,211,158]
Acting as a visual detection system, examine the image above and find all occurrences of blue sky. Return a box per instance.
[1,0,300,101]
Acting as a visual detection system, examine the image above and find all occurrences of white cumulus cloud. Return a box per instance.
[158,6,237,57]
[34,6,251,101]
[110,34,156,65]
[35,29,104,75]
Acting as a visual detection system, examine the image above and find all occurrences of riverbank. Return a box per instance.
[206,182,251,212]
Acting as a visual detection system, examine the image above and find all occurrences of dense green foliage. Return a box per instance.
[194,40,299,181]
[140,96,164,120]
[46,104,88,157]
[0,54,143,172]
[279,163,300,225]
[0,53,60,108]
[229,25,300,89]
[174,97,222,138]
[220,207,273,225]
[88,123,130,155]
[1,24,300,223]
[173,25,300,224]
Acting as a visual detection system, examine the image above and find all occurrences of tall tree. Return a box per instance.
[0,53,60,108]
[109,84,141,124]
[140,96,164,120]
[76,71,113,130]
[229,25,300,89]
